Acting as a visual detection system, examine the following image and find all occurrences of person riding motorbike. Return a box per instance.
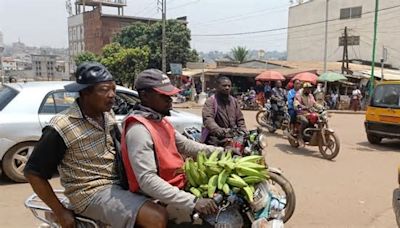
[287,79,302,132]
[24,62,167,228]
[270,80,287,124]
[201,76,247,146]
[121,69,221,225]
[294,82,323,146]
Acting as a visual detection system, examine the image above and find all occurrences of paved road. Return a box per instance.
[0,109,398,227]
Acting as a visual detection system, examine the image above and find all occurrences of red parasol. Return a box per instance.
[292,72,318,84]
[255,70,285,81]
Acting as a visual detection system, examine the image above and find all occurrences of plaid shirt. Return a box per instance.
[50,101,118,213]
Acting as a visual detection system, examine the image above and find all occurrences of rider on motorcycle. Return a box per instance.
[294,82,323,146]
[270,80,287,124]
[287,79,302,131]
[202,76,247,146]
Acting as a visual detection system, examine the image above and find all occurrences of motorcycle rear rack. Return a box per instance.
[24,189,99,228]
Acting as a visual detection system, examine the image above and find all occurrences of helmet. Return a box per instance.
[307,112,319,124]
[302,82,313,88]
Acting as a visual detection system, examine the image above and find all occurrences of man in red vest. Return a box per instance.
[121,69,220,224]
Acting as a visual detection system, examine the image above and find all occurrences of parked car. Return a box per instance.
[365,80,400,144]
[0,81,202,182]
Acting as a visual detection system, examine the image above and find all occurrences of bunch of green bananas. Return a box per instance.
[183,150,269,203]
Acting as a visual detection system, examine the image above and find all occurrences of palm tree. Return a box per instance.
[230,46,250,63]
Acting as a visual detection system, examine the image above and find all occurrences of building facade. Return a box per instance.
[287,0,400,69]
[31,54,57,80]
[67,0,162,75]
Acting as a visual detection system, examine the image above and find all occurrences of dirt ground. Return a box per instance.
[0,110,399,228]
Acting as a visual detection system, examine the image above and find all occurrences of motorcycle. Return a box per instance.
[256,100,290,133]
[239,92,259,110]
[183,127,296,224]
[284,109,340,160]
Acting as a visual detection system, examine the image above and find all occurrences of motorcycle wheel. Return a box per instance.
[318,132,340,160]
[256,111,276,133]
[268,171,296,223]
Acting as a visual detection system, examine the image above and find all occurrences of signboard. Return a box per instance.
[170,63,182,75]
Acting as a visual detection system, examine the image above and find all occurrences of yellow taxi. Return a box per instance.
[365,81,400,144]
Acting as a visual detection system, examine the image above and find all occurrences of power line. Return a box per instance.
[192,4,400,37]
[168,0,200,11]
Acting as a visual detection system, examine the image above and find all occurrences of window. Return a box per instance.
[39,91,78,114]
[339,36,360,46]
[0,85,19,111]
[371,84,400,109]
[340,6,362,19]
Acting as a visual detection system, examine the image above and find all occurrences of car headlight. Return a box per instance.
[258,132,268,149]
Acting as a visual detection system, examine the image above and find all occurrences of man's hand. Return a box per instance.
[194,198,218,215]
[54,208,76,228]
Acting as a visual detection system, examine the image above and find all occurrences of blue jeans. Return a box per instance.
[288,109,297,123]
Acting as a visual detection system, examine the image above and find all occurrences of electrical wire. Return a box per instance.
[192,4,400,37]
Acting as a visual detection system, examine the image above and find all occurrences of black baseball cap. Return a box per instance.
[135,69,180,96]
[64,62,114,92]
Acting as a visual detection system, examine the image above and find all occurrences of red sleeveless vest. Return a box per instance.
[121,115,185,193]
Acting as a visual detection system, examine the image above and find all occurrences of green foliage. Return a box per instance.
[74,52,99,66]
[113,20,198,70]
[231,46,250,63]
[100,43,149,88]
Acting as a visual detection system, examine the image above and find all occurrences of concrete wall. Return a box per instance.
[287,0,400,69]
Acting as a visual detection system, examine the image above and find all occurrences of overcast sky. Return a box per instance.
[0,0,290,52]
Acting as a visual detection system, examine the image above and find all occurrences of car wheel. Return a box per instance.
[367,134,382,145]
[3,142,36,182]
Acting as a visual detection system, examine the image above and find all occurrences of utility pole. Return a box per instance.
[323,0,329,93]
[370,0,379,94]
[161,0,167,73]
[341,27,349,74]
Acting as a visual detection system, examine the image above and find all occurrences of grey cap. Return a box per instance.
[64,62,113,92]
[135,69,180,96]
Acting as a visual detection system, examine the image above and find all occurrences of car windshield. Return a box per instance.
[0,85,19,111]
[371,84,400,109]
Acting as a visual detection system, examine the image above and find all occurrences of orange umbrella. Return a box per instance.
[292,72,318,84]
[255,70,285,81]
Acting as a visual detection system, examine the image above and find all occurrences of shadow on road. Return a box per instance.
[356,140,400,153]
[0,175,24,186]
[274,143,329,160]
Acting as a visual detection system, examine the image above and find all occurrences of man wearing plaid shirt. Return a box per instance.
[24,62,167,228]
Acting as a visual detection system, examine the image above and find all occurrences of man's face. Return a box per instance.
[217,80,232,95]
[276,81,282,88]
[85,81,116,112]
[294,81,302,90]
[144,89,173,116]
[303,87,311,95]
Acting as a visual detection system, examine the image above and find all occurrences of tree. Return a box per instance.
[100,43,150,88]
[113,20,198,70]
[74,51,99,66]
[230,46,250,63]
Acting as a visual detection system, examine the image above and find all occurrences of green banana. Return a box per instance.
[208,175,218,198]
[222,183,230,195]
[227,174,248,188]
[199,170,209,184]
[243,176,265,184]
[208,150,220,162]
[243,186,254,202]
[204,161,219,167]
[190,187,202,198]
[236,155,264,164]
[199,184,208,191]
[217,169,230,190]
[197,151,206,171]
[189,159,202,186]
[238,162,266,170]
[249,185,255,193]
[236,165,267,178]
[184,160,197,187]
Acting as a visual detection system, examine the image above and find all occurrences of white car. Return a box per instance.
[0,81,202,182]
